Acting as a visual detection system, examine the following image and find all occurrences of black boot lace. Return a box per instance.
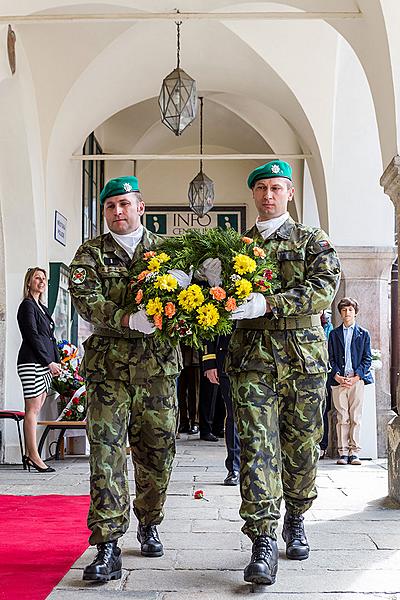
[286,514,304,539]
[252,537,273,562]
[141,525,160,541]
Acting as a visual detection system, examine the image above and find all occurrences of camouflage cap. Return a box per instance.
[247,160,292,189]
[100,176,140,205]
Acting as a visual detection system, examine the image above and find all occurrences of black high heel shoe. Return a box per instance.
[25,456,55,473]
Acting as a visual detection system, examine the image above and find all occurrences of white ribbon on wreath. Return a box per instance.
[56,385,86,421]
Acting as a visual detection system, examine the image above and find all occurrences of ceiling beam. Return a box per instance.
[71,153,311,161]
[0,11,362,25]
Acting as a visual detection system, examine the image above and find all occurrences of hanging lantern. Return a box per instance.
[158,21,197,136]
[188,97,215,217]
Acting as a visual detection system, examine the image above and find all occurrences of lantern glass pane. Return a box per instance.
[158,68,198,136]
[188,170,215,217]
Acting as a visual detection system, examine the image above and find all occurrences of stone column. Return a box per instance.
[334,246,396,458]
[381,155,400,502]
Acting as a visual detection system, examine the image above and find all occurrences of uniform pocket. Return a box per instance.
[293,327,328,374]
[149,338,182,377]
[81,336,110,382]
[277,250,305,261]
[227,330,275,374]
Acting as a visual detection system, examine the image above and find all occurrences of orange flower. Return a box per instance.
[154,314,163,330]
[135,289,143,304]
[241,236,253,244]
[253,246,266,258]
[210,286,227,301]
[164,302,176,318]
[225,297,237,312]
[137,270,150,281]
[144,251,156,259]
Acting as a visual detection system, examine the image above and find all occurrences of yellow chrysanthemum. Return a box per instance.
[235,278,253,299]
[178,284,205,312]
[197,303,220,328]
[233,254,257,275]
[154,274,178,292]
[147,258,161,272]
[157,252,171,264]
[146,297,163,316]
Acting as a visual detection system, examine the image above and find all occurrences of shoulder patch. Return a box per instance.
[318,240,331,249]
[71,267,86,284]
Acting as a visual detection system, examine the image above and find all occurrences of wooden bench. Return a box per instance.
[37,420,87,460]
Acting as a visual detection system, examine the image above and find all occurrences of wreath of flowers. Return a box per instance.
[52,340,86,421]
[128,228,279,348]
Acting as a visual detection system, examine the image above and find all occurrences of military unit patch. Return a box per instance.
[72,267,86,284]
[318,240,331,249]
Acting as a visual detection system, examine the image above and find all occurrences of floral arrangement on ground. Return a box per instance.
[128,227,279,348]
[52,340,86,421]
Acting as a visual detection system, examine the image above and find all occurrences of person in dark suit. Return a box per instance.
[17,267,61,472]
[202,335,241,484]
[328,297,373,465]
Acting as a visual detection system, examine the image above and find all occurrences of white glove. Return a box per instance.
[195,258,222,287]
[230,293,267,320]
[128,310,156,334]
[167,268,193,289]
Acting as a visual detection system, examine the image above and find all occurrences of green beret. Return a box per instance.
[100,176,140,205]
[247,160,292,189]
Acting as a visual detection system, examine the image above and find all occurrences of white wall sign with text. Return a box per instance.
[54,210,67,246]
[144,205,246,236]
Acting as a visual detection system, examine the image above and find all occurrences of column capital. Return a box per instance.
[381,155,400,205]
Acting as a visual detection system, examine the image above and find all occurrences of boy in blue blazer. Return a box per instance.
[328,297,373,465]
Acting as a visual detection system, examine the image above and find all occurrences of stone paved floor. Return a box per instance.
[2,436,400,599]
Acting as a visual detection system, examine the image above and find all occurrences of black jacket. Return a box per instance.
[202,335,231,374]
[17,298,59,366]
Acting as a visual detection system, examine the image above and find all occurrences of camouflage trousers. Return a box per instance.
[86,375,178,545]
[229,369,325,541]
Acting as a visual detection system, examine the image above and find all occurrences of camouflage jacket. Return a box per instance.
[227,217,341,380]
[69,228,182,383]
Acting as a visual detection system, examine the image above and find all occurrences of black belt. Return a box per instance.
[237,314,321,331]
[92,326,144,339]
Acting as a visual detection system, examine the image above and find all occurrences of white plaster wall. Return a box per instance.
[329,38,395,247]
[380,0,400,160]
[0,76,40,460]
[302,161,320,229]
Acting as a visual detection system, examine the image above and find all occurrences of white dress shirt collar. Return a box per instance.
[255,212,290,240]
[110,225,143,259]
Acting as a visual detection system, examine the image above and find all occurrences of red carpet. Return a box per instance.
[0,495,90,600]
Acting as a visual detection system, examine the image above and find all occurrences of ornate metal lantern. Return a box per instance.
[188,97,215,217]
[158,21,197,136]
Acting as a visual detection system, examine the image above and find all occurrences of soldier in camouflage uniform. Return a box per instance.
[69,176,185,583]
[225,160,341,586]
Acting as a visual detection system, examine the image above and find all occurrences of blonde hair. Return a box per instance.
[23,267,47,302]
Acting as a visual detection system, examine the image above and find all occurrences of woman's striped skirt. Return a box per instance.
[17,363,52,399]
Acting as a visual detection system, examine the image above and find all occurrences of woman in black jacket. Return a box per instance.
[17,267,61,472]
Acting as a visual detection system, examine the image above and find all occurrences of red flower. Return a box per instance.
[72,397,80,405]
[194,489,204,499]
[65,409,72,417]
[263,269,273,280]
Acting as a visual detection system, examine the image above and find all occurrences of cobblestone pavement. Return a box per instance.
[2,436,400,599]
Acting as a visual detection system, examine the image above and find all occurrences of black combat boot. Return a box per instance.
[137,524,164,557]
[82,540,122,582]
[243,535,278,585]
[282,512,310,560]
